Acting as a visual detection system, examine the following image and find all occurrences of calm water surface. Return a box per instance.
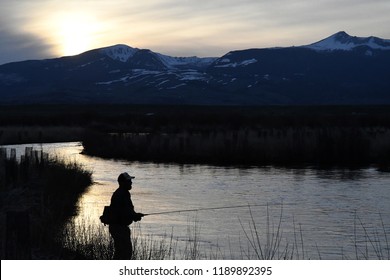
[5,142,390,259]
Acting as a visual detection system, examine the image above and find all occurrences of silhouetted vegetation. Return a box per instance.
[0,147,92,259]
[2,104,390,167]
[59,206,390,260]
[82,125,390,167]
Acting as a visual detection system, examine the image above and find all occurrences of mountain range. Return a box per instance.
[1,31,390,105]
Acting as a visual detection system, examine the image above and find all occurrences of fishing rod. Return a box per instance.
[143,202,294,216]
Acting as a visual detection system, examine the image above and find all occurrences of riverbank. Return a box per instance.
[0,147,92,259]
[2,105,390,167]
[82,126,390,167]
[0,126,85,145]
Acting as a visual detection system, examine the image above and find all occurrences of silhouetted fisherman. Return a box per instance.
[109,172,144,260]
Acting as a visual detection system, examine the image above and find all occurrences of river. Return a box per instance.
[3,142,390,259]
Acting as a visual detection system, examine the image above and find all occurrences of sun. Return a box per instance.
[54,12,101,56]
[59,20,91,56]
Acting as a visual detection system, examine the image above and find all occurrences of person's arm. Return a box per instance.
[126,193,144,223]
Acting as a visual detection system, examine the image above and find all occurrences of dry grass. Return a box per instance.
[0,147,92,259]
[82,126,390,167]
[42,206,390,260]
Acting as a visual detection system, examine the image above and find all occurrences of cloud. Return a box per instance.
[102,0,390,51]
[0,0,56,64]
[0,29,56,65]
[0,0,390,63]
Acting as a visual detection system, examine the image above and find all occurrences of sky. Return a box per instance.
[1,0,390,65]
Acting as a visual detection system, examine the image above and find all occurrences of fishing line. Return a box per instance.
[144,202,294,216]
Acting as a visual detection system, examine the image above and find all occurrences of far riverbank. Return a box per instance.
[2,105,390,168]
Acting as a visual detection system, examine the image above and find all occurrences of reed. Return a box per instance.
[43,206,390,260]
[0,147,92,259]
[82,126,390,167]
[353,212,390,260]
[3,104,390,167]
[60,218,205,260]
[60,217,114,260]
[238,205,306,260]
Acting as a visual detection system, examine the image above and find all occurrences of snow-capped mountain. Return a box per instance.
[1,32,390,105]
[157,53,216,70]
[99,44,216,69]
[305,31,390,51]
[100,44,139,62]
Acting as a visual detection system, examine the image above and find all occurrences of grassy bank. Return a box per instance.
[82,126,390,167]
[0,147,92,259]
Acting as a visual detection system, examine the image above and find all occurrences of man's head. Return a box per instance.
[118,172,135,189]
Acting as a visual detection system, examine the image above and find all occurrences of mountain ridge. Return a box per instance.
[304,31,390,51]
[1,31,390,105]
[97,44,217,70]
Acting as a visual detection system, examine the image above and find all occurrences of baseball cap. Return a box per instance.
[118,172,135,183]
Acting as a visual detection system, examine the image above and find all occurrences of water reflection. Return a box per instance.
[3,142,390,259]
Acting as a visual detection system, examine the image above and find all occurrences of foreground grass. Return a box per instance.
[0,147,93,259]
[60,207,389,260]
[61,220,203,260]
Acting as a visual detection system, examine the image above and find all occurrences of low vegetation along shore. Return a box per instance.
[57,205,390,260]
[83,125,390,167]
[80,105,390,168]
[0,147,92,259]
[2,105,390,168]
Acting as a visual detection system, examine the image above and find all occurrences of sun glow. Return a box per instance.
[53,12,102,56]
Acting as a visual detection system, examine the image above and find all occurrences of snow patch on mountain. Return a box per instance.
[179,70,208,81]
[96,75,130,85]
[156,53,216,69]
[214,58,258,68]
[305,31,390,51]
[100,44,138,62]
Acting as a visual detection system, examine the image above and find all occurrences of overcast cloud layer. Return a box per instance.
[1,0,390,64]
